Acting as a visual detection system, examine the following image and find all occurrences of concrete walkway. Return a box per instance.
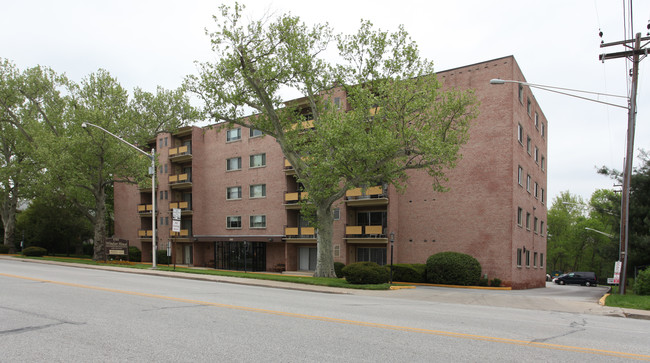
[3,255,649,320]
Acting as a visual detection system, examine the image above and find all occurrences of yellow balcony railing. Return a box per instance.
[169,201,190,210]
[285,226,316,237]
[170,229,190,237]
[138,230,153,237]
[345,185,386,200]
[137,204,153,213]
[345,225,385,237]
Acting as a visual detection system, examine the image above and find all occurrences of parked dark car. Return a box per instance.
[553,272,597,286]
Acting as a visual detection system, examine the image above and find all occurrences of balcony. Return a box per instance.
[169,201,192,215]
[138,229,153,240]
[169,145,192,163]
[169,173,192,190]
[283,159,296,175]
[170,229,192,242]
[284,191,309,209]
[137,204,153,214]
[344,225,387,244]
[284,226,316,242]
[345,185,388,206]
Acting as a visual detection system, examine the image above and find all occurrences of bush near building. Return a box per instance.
[426,251,482,286]
[334,262,345,278]
[128,246,141,262]
[342,261,389,284]
[634,268,650,296]
[22,246,47,257]
[0,245,10,254]
[390,263,427,283]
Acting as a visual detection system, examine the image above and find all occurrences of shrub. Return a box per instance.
[0,244,10,254]
[490,278,502,287]
[342,261,389,284]
[478,278,489,286]
[334,262,345,278]
[634,268,650,296]
[129,246,142,262]
[391,264,426,283]
[157,250,170,265]
[426,251,482,286]
[22,246,47,257]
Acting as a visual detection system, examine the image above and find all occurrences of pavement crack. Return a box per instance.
[529,318,587,343]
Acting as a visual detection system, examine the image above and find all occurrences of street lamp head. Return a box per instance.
[489,79,506,85]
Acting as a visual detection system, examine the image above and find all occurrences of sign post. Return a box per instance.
[172,208,181,270]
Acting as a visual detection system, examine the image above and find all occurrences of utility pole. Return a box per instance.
[599,32,649,294]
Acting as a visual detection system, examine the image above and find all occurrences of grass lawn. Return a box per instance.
[605,286,650,310]
[11,255,392,290]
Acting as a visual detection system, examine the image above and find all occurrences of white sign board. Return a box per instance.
[613,261,622,284]
[172,219,181,233]
[172,208,181,221]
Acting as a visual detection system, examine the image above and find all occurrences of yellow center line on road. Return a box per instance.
[3,272,649,361]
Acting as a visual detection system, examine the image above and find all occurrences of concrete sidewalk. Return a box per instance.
[3,255,650,320]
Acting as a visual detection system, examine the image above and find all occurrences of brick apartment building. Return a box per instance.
[114,55,548,289]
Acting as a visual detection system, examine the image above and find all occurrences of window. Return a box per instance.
[159,138,163,148]
[334,244,340,257]
[527,98,531,116]
[226,128,241,142]
[517,248,522,266]
[227,157,242,171]
[250,215,266,228]
[164,190,168,200]
[334,97,341,110]
[526,174,531,192]
[518,84,523,104]
[357,247,387,265]
[534,252,538,267]
[159,165,163,174]
[525,250,530,267]
[535,112,539,129]
[526,136,532,155]
[541,188,545,204]
[227,216,242,229]
[541,156,545,171]
[333,208,340,221]
[534,146,539,163]
[165,216,168,226]
[541,253,544,267]
[518,166,523,186]
[517,124,523,144]
[164,164,168,173]
[164,137,168,146]
[534,182,539,198]
[249,153,266,168]
[250,128,263,138]
[541,123,546,138]
[526,212,531,230]
[249,184,266,198]
[160,191,164,200]
[160,216,164,225]
[517,207,523,226]
[227,186,242,200]
[540,221,545,236]
[534,217,538,233]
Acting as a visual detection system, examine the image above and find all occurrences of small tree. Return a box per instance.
[426,251,481,286]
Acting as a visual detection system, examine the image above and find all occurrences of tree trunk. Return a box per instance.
[1,188,18,253]
[92,186,107,261]
[313,202,336,278]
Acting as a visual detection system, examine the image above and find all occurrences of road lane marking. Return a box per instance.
[2,272,649,361]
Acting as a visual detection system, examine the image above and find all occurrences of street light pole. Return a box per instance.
[389,232,395,284]
[81,122,157,269]
[490,78,632,294]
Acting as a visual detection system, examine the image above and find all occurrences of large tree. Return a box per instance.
[0,59,66,251]
[187,4,478,277]
[37,70,198,260]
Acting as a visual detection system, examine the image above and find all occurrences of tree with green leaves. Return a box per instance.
[0,59,66,251]
[186,4,478,277]
[36,69,198,260]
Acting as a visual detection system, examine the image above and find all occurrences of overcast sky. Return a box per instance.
[2,0,649,205]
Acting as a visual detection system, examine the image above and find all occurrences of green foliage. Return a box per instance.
[634,268,650,296]
[128,246,141,262]
[426,251,482,286]
[342,261,389,284]
[490,278,502,287]
[391,263,426,283]
[333,262,345,278]
[0,244,9,254]
[156,250,170,265]
[22,246,47,257]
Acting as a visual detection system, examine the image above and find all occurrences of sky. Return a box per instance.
[2,0,650,205]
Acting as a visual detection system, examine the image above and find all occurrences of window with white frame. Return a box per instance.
[249,184,266,198]
[534,146,539,163]
[526,174,531,192]
[226,128,241,142]
[333,208,340,221]
[227,216,242,229]
[226,157,242,171]
[541,188,545,204]
[541,123,546,138]
[534,252,538,267]
[517,207,523,226]
[527,98,531,116]
[517,124,523,144]
[250,215,266,228]
[518,84,524,104]
[534,217,538,233]
[526,212,531,230]
[540,221,545,236]
[526,136,532,155]
[535,112,539,129]
[518,166,523,186]
[525,250,530,267]
[541,156,545,171]
[517,248,522,266]
[249,153,266,168]
[541,253,544,267]
[227,186,242,200]
[534,182,539,198]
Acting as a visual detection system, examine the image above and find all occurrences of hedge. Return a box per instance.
[426,251,482,286]
[342,261,389,284]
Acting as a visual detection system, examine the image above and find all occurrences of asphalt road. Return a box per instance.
[1,259,649,362]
